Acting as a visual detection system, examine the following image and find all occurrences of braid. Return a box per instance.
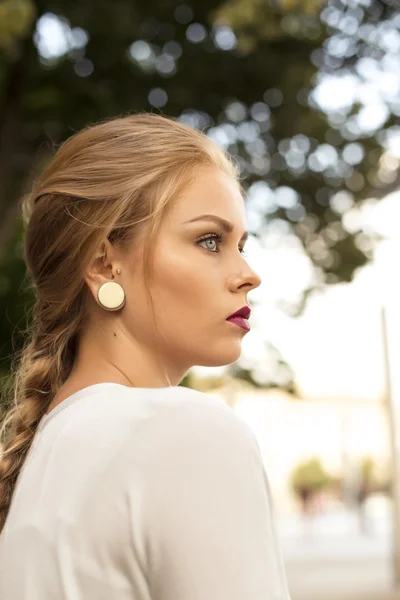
[0,314,80,534]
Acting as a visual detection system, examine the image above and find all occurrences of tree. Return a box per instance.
[0,0,399,381]
[290,457,332,514]
[355,456,391,535]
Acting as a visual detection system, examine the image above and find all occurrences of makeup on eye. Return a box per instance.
[183,214,249,244]
[196,231,248,256]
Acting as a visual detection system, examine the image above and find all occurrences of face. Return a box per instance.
[119,165,261,373]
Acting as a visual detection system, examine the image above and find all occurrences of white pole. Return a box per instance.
[381,303,400,586]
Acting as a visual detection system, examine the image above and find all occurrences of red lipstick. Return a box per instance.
[226,305,251,332]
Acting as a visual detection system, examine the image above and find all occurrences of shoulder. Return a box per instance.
[125,386,268,532]
[156,385,256,439]
[132,385,261,467]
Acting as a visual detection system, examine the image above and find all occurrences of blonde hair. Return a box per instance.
[0,111,242,533]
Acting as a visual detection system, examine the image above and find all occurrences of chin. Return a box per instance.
[198,345,243,368]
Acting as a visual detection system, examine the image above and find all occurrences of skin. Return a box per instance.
[47,165,261,412]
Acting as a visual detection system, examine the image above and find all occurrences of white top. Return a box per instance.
[0,383,292,600]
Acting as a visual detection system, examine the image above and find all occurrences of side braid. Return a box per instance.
[0,317,80,534]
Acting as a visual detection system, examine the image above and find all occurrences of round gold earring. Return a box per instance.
[97,280,125,311]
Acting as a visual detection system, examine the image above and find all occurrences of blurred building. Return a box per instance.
[208,380,390,519]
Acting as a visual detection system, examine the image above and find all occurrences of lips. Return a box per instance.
[226,305,251,320]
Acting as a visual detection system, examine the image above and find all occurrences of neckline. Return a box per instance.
[37,383,137,433]
[37,381,184,434]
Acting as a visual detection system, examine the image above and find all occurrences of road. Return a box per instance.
[281,533,400,600]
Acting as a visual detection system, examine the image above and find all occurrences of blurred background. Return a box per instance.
[1,0,400,598]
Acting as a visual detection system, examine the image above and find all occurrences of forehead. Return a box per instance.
[170,166,245,222]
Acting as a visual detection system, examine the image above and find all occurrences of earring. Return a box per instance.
[97,280,125,311]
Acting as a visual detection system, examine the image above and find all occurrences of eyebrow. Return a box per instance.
[183,214,249,242]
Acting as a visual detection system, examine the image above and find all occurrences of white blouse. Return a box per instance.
[0,382,292,599]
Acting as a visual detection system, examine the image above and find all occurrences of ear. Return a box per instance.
[84,238,121,301]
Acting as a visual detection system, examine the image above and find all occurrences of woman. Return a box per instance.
[0,113,292,599]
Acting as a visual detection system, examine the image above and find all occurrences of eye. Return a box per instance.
[196,232,248,256]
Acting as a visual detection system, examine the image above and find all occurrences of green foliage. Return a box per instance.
[356,456,391,503]
[0,0,396,285]
[0,218,34,379]
[290,457,331,501]
[0,0,399,389]
[0,0,36,57]
[178,372,192,388]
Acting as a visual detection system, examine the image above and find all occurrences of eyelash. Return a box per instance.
[196,232,248,256]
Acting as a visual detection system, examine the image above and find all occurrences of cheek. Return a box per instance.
[151,252,213,319]
[154,258,198,307]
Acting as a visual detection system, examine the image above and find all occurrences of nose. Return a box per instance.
[229,261,262,293]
